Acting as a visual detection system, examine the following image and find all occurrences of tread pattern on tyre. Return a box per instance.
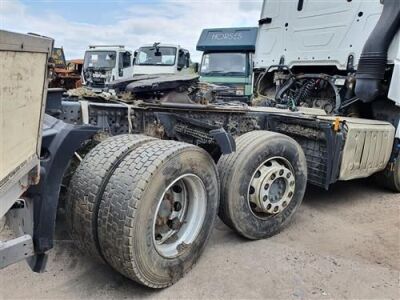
[218,131,279,229]
[97,140,215,288]
[66,134,155,261]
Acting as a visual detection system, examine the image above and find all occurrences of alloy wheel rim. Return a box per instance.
[248,157,295,218]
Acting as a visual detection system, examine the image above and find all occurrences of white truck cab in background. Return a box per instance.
[82,45,134,90]
[132,43,194,76]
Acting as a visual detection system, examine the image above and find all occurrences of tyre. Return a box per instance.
[376,152,400,193]
[218,131,307,240]
[97,140,219,288]
[66,134,155,262]
[59,138,100,210]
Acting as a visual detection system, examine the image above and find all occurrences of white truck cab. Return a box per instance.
[82,45,134,90]
[132,43,193,76]
[254,0,400,107]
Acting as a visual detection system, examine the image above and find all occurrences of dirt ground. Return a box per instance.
[1,179,399,299]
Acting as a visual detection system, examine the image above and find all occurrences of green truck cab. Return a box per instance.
[196,27,258,103]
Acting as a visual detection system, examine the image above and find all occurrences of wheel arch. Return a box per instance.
[27,114,99,270]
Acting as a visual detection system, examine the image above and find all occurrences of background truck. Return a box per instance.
[48,47,82,90]
[196,27,258,103]
[82,45,134,90]
[0,30,53,270]
[132,42,194,76]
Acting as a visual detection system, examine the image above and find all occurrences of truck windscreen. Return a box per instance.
[135,47,177,66]
[84,51,116,69]
[201,53,247,76]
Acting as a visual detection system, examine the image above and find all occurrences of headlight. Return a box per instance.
[235,89,244,96]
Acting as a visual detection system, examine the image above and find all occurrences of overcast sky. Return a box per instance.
[0,0,263,62]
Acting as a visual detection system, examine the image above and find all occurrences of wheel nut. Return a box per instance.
[167,218,181,230]
[249,186,255,194]
[173,202,182,211]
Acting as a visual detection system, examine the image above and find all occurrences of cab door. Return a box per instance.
[118,51,133,79]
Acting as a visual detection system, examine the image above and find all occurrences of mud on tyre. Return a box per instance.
[97,140,219,288]
[66,134,155,261]
[218,131,307,240]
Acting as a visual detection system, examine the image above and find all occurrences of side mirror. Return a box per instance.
[177,60,184,71]
[193,62,199,73]
[177,50,187,70]
[119,68,123,77]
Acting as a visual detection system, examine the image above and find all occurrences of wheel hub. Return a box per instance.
[153,174,207,258]
[248,158,295,216]
[154,183,187,244]
[268,177,286,203]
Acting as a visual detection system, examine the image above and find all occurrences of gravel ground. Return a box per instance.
[0,179,399,299]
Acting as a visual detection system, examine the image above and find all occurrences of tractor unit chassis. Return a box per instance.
[17,92,398,287]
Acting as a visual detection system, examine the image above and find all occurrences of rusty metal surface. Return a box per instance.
[68,59,83,65]
[49,51,83,90]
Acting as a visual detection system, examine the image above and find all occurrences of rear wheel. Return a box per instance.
[97,140,219,288]
[218,131,307,239]
[66,134,155,261]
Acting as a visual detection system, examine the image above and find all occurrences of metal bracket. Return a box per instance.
[0,235,34,269]
[209,128,236,154]
[0,198,45,271]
